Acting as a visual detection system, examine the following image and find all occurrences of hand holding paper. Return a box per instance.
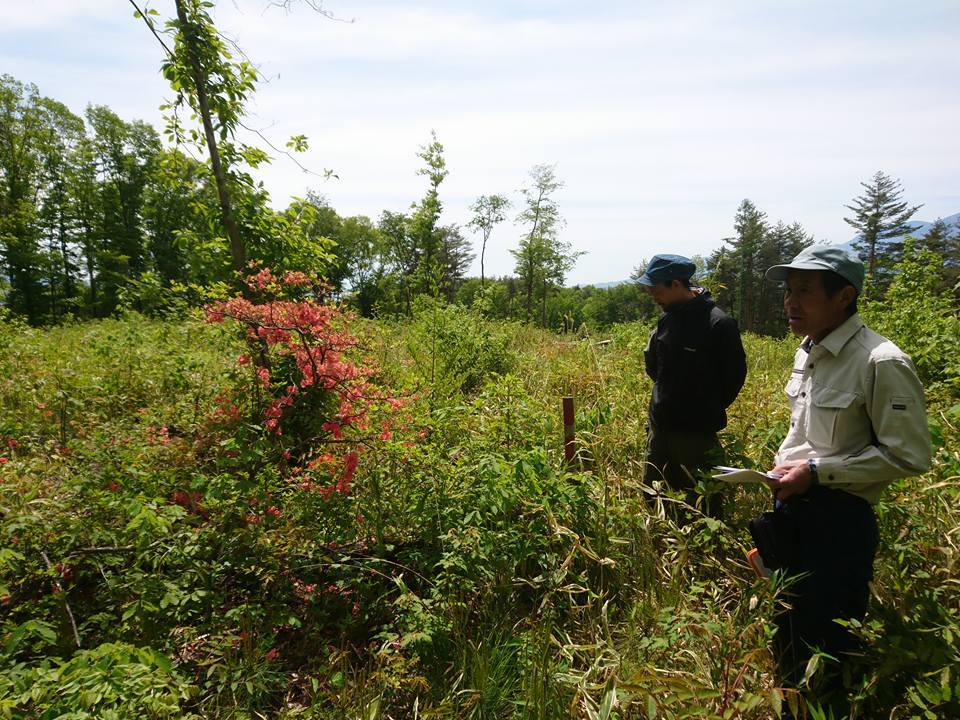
[711,466,783,484]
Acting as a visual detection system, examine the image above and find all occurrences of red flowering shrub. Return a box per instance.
[203,267,405,500]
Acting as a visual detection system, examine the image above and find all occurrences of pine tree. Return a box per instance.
[706,205,812,337]
[843,171,922,287]
[921,218,960,295]
[728,199,768,333]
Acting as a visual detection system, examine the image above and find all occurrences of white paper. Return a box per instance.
[711,466,780,484]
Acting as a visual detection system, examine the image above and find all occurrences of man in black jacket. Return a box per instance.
[639,254,747,519]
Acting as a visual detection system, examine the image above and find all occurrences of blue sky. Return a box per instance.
[2,0,958,284]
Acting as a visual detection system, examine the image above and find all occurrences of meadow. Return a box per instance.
[0,278,958,719]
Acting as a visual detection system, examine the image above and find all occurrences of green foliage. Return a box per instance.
[706,202,811,337]
[0,642,197,719]
[406,296,515,396]
[844,170,924,294]
[861,240,960,392]
[1,249,958,718]
[511,164,583,326]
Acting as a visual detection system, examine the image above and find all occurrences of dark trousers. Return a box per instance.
[643,424,725,519]
[774,486,879,696]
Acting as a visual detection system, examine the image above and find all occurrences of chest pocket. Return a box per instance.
[807,384,859,447]
[784,374,802,399]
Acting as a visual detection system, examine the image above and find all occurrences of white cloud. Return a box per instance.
[2,0,958,284]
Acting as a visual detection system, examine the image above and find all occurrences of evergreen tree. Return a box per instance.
[758,221,812,334]
[920,218,960,295]
[724,199,768,333]
[843,171,922,290]
[706,204,812,337]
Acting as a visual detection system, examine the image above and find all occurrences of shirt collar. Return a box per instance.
[804,313,864,356]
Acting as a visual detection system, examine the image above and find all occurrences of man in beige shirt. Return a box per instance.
[760,245,930,701]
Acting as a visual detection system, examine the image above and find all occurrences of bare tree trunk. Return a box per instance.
[82,222,97,307]
[540,276,547,326]
[481,232,487,288]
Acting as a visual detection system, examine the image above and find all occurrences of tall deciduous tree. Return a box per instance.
[36,97,86,320]
[142,148,216,286]
[407,130,449,298]
[69,136,103,308]
[511,164,582,325]
[437,223,475,299]
[844,170,922,286]
[163,0,253,278]
[468,194,510,287]
[0,76,44,322]
[336,214,385,316]
[87,105,160,314]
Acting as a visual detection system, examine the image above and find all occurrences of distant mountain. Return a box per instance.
[589,279,631,289]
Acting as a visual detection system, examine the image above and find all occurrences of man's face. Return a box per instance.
[783,270,851,341]
[645,279,686,308]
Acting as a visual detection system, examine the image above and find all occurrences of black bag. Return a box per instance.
[749,510,801,570]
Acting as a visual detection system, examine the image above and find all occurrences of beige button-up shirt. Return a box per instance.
[776,313,931,505]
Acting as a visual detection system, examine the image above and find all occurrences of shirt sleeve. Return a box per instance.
[816,356,931,488]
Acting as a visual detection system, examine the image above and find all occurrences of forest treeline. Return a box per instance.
[2,72,959,332]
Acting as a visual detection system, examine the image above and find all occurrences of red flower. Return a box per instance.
[333,452,359,494]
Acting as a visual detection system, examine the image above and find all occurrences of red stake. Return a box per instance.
[562,396,576,465]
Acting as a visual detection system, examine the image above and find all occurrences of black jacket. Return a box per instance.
[644,290,747,433]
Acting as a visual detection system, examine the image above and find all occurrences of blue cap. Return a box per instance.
[637,254,696,286]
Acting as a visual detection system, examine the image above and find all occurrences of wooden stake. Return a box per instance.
[563,396,576,466]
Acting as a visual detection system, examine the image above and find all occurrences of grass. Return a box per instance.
[0,307,958,719]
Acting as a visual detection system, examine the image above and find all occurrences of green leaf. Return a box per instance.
[770,688,783,717]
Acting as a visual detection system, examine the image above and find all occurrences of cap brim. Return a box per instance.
[764,261,830,283]
[637,274,654,286]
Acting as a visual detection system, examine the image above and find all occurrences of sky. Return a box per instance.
[2,0,959,285]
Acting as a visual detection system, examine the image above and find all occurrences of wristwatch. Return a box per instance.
[808,458,819,485]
